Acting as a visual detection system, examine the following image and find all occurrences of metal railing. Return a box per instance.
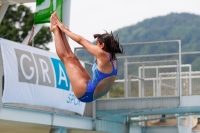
[75,40,183,99]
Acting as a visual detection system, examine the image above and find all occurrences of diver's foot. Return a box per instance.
[50,13,57,32]
[51,25,59,33]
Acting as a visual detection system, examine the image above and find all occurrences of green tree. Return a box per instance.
[0,4,52,50]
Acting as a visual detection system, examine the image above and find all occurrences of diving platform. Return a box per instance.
[1,94,200,133]
[96,95,200,119]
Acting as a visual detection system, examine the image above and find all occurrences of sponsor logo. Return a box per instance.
[14,49,70,91]
[67,94,82,106]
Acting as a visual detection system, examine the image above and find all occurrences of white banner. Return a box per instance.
[0,38,86,115]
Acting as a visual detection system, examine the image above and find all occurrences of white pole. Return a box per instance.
[21,24,43,45]
[0,2,9,24]
[62,0,71,47]
[189,66,192,95]
[124,59,128,97]
[139,67,141,97]
[178,40,182,104]
[62,0,71,28]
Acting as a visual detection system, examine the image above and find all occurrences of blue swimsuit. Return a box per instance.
[78,54,117,102]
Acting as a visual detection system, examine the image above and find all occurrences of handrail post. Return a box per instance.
[178,40,182,105]
[124,58,128,98]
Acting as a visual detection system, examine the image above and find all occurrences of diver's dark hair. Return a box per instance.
[93,31,123,60]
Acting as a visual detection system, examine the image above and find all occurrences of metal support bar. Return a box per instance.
[129,75,145,81]
[128,75,131,97]
[122,40,180,46]
[124,58,128,98]
[131,113,193,123]
[153,80,155,96]
[189,66,192,95]
[159,74,161,96]
[156,68,159,96]
[178,40,182,105]
[139,64,190,69]
[92,101,96,119]
[126,60,178,65]
[142,64,145,97]
[139,67,141,97]
[106,91,110,98]
[161,83,177,90]
[117,51,200,59]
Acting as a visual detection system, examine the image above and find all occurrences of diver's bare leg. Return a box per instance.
[60,30,91,81]
[51,25,87,98]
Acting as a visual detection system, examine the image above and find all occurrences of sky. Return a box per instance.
[24,0,200,53]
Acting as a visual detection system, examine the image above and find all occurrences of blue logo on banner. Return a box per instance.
[51,58,70,91]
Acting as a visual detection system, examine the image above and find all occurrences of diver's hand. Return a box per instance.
[56,20,68,33]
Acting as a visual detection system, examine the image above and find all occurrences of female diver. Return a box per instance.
[50,12,123,102]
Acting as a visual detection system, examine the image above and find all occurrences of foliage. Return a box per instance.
[116,13,200,50]
[109,86,124,98]
[0,4,52,50]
